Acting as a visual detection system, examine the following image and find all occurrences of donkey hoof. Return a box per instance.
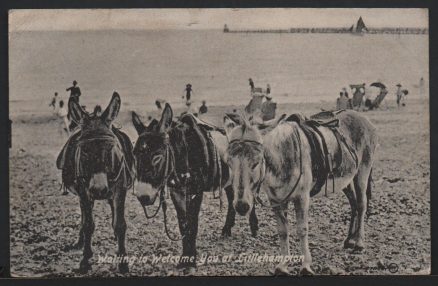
[221,228,232,238]
[79,260,92,274]
[271,266,291,276]
[64,241,83,251]
[177,261,196,270]
[250,228,258,237]
[119,262,129,274]
[182,266,196,276]
[353,244,364,253]
[343,239,356,249]
[299,266,315,276]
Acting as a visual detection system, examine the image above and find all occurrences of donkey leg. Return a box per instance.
[79,196,95,274]
[108,199,116,241]
[353,166,372,252]
[221,186,236,237]
[293,195,314,275]
[342,184,358,249]
[249,203,259,237]
[184,192,203,268]
[113,189,128,274]
[272,203,290,275]
[172,190,203,269]
[65,200,85,251]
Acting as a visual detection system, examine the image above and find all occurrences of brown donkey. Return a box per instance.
[57,92,135,274]
[223,110,378,275]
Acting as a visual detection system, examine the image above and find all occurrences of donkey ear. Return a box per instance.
[223,114,238,138]
[68,97,88,125]
[158,103,173,132]
[147,119,159,132]
[132,111,146,134]
[102,92,121,125]
[225,113,242,125]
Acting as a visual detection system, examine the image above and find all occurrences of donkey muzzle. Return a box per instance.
[88,172,109,199]
[235,199,251,216]
[133,182,159,206]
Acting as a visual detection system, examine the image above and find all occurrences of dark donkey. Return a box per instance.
[57,92,135,274]
[131,104,258,269]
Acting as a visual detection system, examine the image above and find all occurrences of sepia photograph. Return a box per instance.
[8,8,430,277]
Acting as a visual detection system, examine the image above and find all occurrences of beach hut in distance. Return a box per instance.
[349,16,368,35]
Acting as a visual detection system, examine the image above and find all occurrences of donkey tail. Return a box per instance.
[366,168,373,217]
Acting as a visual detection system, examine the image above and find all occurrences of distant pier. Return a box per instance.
[223,27,428,35]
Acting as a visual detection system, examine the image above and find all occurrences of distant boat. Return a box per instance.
[349,16,368,35]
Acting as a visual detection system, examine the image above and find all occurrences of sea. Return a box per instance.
[9,29,429,115]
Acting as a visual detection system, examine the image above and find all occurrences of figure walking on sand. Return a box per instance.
[183,83,194,109]
[155,99,166,112]
[199,100,208,115]
[49,92,58,110]
[66,80,81,104]
[337,91,352,110]
[261,94,277,121]
[57,100,70,137]
[249,78,255,94]
[396,83,403,107]
[66,80,81,132]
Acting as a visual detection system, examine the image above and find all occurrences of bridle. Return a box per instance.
[134,131,187,241]
[227,126,303,210]
[227,139,268,207]
[74,134,133,190]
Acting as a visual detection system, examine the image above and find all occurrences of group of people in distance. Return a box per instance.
[336,82,411,111]
[50,80,82,136]
[181,83,208,116]
[246,78,277,121]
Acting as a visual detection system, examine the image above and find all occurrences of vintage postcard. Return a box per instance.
[9,8,429,276]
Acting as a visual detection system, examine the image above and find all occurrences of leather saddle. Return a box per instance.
[56,126,135,190]
[285,110,345,197]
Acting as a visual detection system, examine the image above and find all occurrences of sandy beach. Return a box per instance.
[8,12,431,275]
[9,96,430,276]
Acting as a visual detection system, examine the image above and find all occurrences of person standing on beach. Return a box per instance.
[266,84,271,96]
[183,83,194,108]
[396,84,403,107]
[49,92,58,110]
[199,100,208,115]
[249,78,255,94]
[341,87,349,98]
[66,80,82,131]
[57,100,70,137]
[66,80,81,104]
[261,95,277,121]
[155,99,167,112]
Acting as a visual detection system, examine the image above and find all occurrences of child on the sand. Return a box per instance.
[57,100,70,137]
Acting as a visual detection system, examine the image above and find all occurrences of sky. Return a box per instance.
[9,8,428,32]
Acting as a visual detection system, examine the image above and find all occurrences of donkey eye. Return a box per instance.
[152,155,163,166]
[251,162,259,170]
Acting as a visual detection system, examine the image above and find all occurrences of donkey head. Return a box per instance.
[224,113,265,216]
[69,92,123,200]
[131,104,172,206]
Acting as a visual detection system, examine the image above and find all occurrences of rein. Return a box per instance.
[74,134,133,189]
[136,132,185,242]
